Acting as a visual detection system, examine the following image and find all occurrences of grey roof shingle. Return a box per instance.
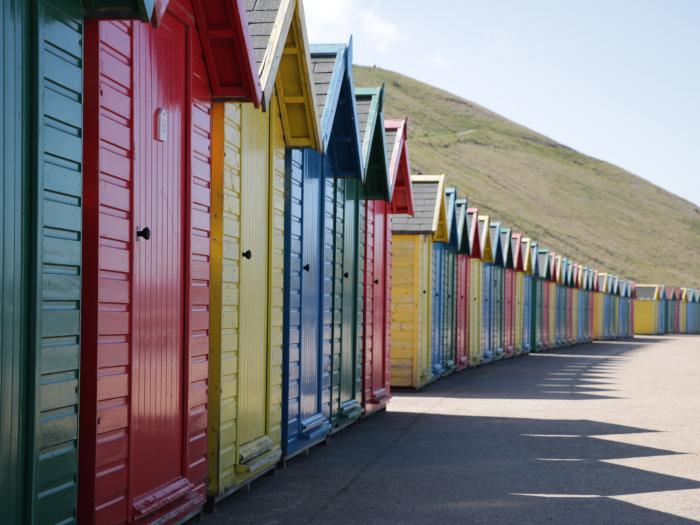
[246,0,284,73]
[391,180,439,234]
[355,96,372,145]
[384,128,397,166]
[310,54,337,120]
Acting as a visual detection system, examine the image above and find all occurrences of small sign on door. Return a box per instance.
[156,108,168,142]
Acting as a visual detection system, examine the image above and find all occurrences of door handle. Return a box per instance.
[242,250,252,260]
[136,226,151,240]
[344,272,349,278]
[374,279,379,285]
[303,264,311,272]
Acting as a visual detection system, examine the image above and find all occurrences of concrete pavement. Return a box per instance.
[205,336,700,524]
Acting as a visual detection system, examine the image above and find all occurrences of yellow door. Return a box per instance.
[469,258,482,365]
[419,236,432,386]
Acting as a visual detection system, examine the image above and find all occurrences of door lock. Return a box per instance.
[136,226,151,240]
[374,279,380,285]
[344,272,349,278]
[303,264,311,272]
[242,250,252,260]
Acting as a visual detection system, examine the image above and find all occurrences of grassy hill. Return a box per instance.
[354,66,700,289]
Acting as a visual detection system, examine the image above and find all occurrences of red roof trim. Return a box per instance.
[386,118,414,215]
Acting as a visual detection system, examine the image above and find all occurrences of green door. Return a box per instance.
[332,178,362,427]
[1,1,83,524]
[1,2,28,523]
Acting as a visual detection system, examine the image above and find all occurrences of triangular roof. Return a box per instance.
[530,242,539,277]
[191,0,262,103]
[310,42,362,178]
[537,248,550,279]
[490,222,503,266]
[355,86,388,192]
[555,255,563,284]
[391,175,447,241]
[479,216,494,263]
[445,187,459,249]
[455,199,470,254]
[467,208,481,259]
[522,237,533,274]
[386,119,414,214]
[598,272,609,293]
[500,228,514,269]
[636,284,660,300]
[248,0,320,148]
[511,233,523,272]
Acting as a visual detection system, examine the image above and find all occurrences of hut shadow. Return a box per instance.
[205,413,700,525]
[401,339,663,401]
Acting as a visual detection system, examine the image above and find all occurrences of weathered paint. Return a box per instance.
[479,216,494,363]
[361,112,413,415]
[80,2,238,520]
[454,199,469,370]
[0,1,91,523]
[466,208,482,366]
[390,175,448,388]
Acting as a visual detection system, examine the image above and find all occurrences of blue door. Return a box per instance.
[522,275,531,352]
[283,149,331,459]
[431,243,444,377]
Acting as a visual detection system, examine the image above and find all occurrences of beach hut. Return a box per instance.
[282,40,365,457]
[490,222,505,359]
[679,289,689,334]
[594,273,607,339]
[455,199,471,370]
[567,261,575,345]
[511,233,524,354]
[536,248,550,350]
[80,2,264,523]
[307,43,366,436]
[530,242,542,351]
[204,0,321,501]
[657,285,667,334]
[438,187,459,375]
[547,253,557,348]
[467,208,484,365]
[554,256,564,346]
[479,216,496,361]
[360,108,415,416]
[0,3,156,524]
[686,290,695,334]
[501,228,516,357]
[390,175,448,388]
[520,237,534,353]
[634,285,661,335]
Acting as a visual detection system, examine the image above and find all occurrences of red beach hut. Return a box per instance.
[79,2,260,523]
[362,115,414,416]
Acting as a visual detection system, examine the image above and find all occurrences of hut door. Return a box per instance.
[238,105,270,445]
[371,201,387,398]
[340,180,360,408]
[131,13,188,513]
[300,150,324,435]
[431,243,444,374]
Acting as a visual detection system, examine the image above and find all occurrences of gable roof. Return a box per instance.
[479,216,494,263]
[391,175,447,240]
[248,0,320,148]
[385,119,414,214]
[191,0,262,103]
[500,228,513,269]
[455,199,470,254]
[467,208,481,259]
[490,222,503,266]
[445,187,459,249]
[310,42,362,178]
[530,242,539,276]
[511,233,523,271]
[537,248,550,279]
[355,86,388,193]
[521,237,532,274]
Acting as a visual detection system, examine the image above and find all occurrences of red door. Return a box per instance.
[131,12,188,512]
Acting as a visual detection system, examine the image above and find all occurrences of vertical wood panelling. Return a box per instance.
[34,2,84,522]
[1,2,26,523]
[389,235,416,387]
[238,104,270,444]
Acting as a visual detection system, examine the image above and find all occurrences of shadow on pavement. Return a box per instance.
[205,412,699,525]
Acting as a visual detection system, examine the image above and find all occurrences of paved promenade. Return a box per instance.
[207,336,700,524]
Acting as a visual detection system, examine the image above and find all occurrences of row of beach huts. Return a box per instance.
[1,1,698,524]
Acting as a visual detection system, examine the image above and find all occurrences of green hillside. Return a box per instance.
[354,66,700,289]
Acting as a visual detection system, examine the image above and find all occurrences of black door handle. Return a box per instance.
[422,290,427,294]
[303,264,310,272]
[344,272,349,278]
[136,226,151,240]
[374,279,379,285]
[242,250,252,260]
